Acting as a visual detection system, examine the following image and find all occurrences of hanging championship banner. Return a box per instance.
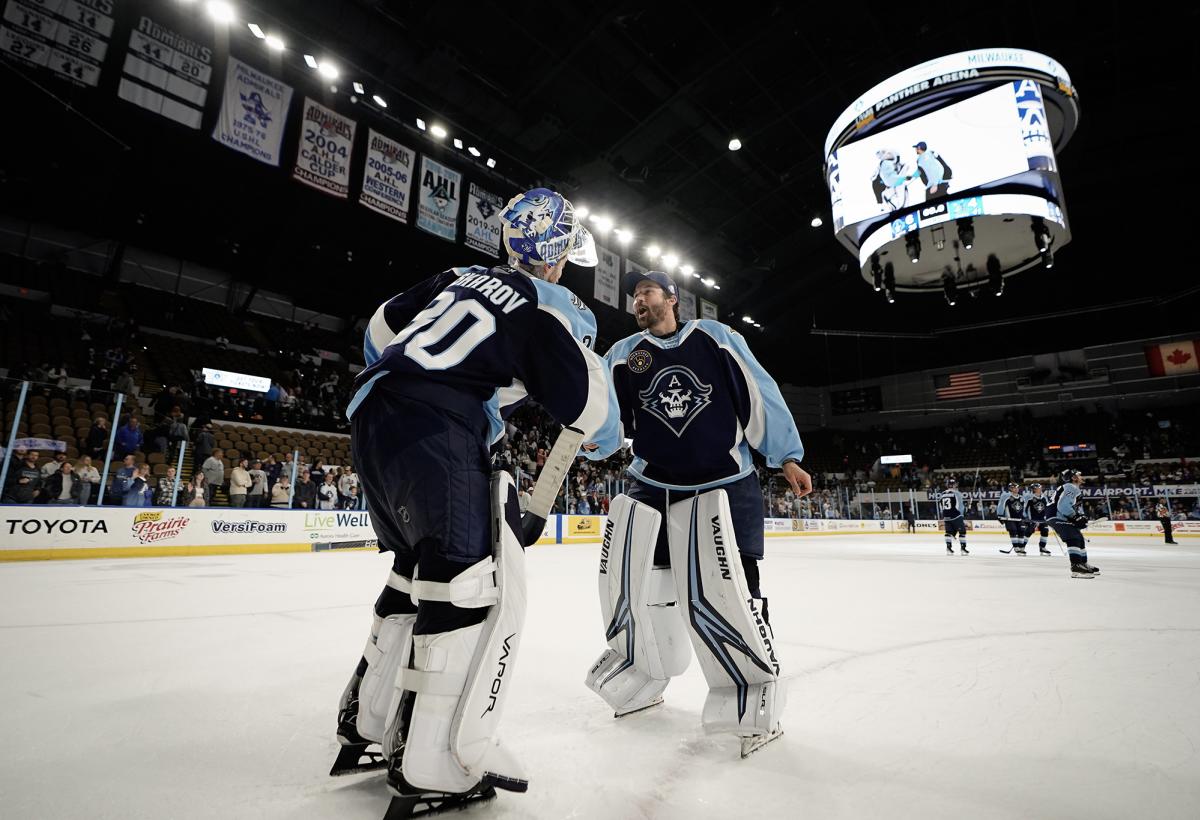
[358,129,415,223]
[593,245,619,309]
[678,288,697,321]
[464,182,503,256]
[212,57,293,167]
[293,98,356,198]
[0,0,114,88]
[624,258,645,314]
[416,156,461,241]
[117,12,213,129]
[699,298,718,320]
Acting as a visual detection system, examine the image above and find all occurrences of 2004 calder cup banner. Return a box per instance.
[358,129,415,223]
[293,97,357,198]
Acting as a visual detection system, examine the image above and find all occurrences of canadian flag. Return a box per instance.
[1145,340,1200,376]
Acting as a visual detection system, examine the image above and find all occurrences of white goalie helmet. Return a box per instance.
[500,187,598,268]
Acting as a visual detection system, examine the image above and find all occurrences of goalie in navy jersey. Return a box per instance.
[583,268,811,758]
[331,188,622,812]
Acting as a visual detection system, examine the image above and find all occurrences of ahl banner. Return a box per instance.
[292,98,357,198]
[358,129,415,223]
[211,57,293,166]
[415,156,461,241]
[463,182,503,256]
[678,288,697,321]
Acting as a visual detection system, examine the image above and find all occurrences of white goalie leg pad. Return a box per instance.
[356,572,416,743]
[401,472,528,794]
[668,489,785,738]
[585,495,691,715]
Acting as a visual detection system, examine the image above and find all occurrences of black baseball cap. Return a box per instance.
[622,269,678,297]
[913,141,927,151]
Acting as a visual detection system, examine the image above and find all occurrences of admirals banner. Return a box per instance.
[699,298,718,320]
[678,287,697,321]
[358,129,415,223]
[117,11,213,129]
[293,98,356,198]
[212,57,293,167]
[593,245,619,309]
[0,0,115,88]
[415,156,461,241]
[463,182,503,256]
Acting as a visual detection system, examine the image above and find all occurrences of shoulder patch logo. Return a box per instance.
[638,365,713,437]
[628,349,653,374]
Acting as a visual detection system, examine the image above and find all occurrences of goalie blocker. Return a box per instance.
[586,488,785,750]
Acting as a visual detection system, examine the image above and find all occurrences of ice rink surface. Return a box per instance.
[1,533,1197,820]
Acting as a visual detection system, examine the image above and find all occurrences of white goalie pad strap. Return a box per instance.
[410,558,498,607]
[356,611,416,743]
[402,472,528,794]
[667,489,783,736]
[386,571,412,593]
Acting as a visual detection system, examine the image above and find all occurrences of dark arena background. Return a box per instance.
[1,3,1197,819]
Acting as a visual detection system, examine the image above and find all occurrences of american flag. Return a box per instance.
[935,371,983,400]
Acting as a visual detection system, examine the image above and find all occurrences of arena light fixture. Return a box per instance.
[205,1,235,24]
[247,22,264,38]
[690,270,701,279]
[810,216,823,228]
[645,244,660,259]
[713,284,721,290]
[372,95,387,108]
[703,278,715,287]
[264,34,285,51]
[430,124,447,139]
[661,253,678,270]
[415,118,426,130]
[871,256,883,291]
[905,233,921,264]
[883,262,895,297]
[956,217,974,250]
[681,264,694,277]
[303,54,318,69]
[614,229,633,244]
[942,272,958,306]
[317,61,338,80]
[467,146,480,157]
[352,81,364,94]
[742,316,754,324]
[452,138,464,149]
[486,158,496,168]
[987,254,1003,296]
[728,137,742,151]
[592,215,613,233]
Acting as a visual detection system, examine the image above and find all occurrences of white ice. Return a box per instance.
[1,533,1198,820]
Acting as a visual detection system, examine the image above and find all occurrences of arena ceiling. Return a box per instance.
[2,1,1195,384]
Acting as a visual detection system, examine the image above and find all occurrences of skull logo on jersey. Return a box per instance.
[638,366,712,437]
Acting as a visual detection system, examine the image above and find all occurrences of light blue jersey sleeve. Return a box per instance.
[528,278,621,460]
[954,490,965,514]
[696,321,804,467]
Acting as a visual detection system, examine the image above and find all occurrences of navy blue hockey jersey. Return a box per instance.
[604,320,804,490]
[939,489,965,520]
[348,265,621,458]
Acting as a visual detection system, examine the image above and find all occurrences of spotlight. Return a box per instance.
[467,146,480,157]
[742,316,754,324]
[575,206,589,220]
[661,253,678,270]
[415,118,426,131]
[883,262,895,293]
[956,217,974,250]
[352,81,364,94]
[870,255,883,291]
[205,1,234,24]
[1031,216,1051,252]
[810,216,823,228]
[430,124,447,139]
[728,138,742,151]
[317,61,338,79]
[372,95,387,108]
[614,229,633,244]
[680,264,694,276]
[645,244,660,260]
[247,23,264,38]
[303,54,318,69]
[905,232,921,264]
[452,138,463,149]
[264,34,285,51]
[987,254,1003,296]
[1041,247,1054,269]
[942,272,957,306]
[592,215,613,233]
[485,158,496,168]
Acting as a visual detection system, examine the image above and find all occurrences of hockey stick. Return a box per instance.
[520,425,586,546]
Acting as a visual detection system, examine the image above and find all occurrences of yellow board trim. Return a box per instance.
[1,543,318,562]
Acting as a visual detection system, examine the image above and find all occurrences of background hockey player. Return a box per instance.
[335,187,622,814]
[583,268,811,758]
[998,482,1027,554]
[1047,469,1100,578]
[939,478,968,555]
[1022,483,1053,555]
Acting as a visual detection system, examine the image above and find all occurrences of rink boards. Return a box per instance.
[0,507,1194,561]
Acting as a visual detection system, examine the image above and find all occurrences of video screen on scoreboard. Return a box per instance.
[830,82,1055,229]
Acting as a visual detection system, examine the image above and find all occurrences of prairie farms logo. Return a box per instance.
[131,511,189,544]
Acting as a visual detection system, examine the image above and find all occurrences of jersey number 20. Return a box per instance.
[390,292,496,370]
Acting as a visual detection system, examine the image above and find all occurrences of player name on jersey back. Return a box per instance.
[450,270,529,314]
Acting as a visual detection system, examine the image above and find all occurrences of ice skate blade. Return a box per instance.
[740,726,783,758]
[614,696,664,718]
[329,743,386,777]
